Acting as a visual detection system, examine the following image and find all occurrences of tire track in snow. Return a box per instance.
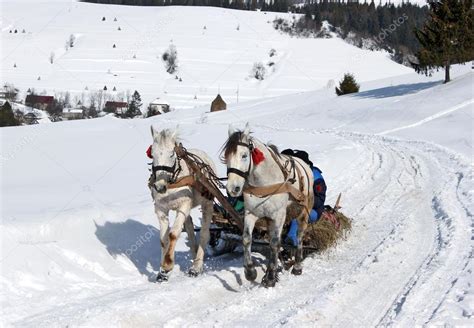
[14,128,472,327]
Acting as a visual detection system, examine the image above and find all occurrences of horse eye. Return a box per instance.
[242,153,248,159]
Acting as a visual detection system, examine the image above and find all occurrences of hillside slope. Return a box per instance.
[1,0,411,108]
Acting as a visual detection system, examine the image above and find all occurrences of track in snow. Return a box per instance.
[14,128,473,326]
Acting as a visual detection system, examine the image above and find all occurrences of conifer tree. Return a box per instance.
[335,73,360,96]
[0,101,20,127]
[125,90,142,118]
[414,0,474,83]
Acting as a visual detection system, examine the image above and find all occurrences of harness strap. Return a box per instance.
[227,167,249,179]
[167,175,195,189]
[152,164,176,174]
[267,147,289,181]
[244,182,305,203]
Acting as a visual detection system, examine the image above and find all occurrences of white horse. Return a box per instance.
[222,123,314,287]
[149,126,215,282]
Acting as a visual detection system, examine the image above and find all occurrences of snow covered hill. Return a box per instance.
[1,59,472,326]
[1,0,412,109]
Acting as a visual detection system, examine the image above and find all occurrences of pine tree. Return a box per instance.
[335,73,360,96]
[414,0,474,83]
[0,101,20,127]
[125,90,142,118]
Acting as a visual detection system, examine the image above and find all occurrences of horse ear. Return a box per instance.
[243,122,250,137]
[150,125,156,138]
[228,124,236,137]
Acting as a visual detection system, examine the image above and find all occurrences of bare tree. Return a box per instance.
[126,89,131,103]
[3,83,19,101]
[116,91,125,102]
[88,90,105,111]
[251,62,266,80]
[69,34,75,48]
[162,44,178,74]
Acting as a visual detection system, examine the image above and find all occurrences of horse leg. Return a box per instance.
[243,213,258,282]
[156,208,171,282]
[184,215,197,258]
[189,200,213,276]
[162,204,191,273]
[262,212,285,288]
[292,214,308,275]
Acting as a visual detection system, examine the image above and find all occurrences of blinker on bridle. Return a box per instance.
[149,145,182,183]
[226,140,254,180]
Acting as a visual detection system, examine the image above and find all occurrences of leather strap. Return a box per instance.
[227,167,249,179]
[267,147,290,181]
[167,175,195,189]
[244,182,305,203]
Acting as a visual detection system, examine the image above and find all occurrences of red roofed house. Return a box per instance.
[25,95,54,111]
[104,101,128,115]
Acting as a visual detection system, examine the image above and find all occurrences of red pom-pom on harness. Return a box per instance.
[146,145,153,159]
[251,148,265,165]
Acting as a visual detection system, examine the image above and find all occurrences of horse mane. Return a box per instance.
[220,131,282,163]
[267,144,280,156]
[220,131,243,163]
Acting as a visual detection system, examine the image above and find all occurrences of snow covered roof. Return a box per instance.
[63,108,83,114]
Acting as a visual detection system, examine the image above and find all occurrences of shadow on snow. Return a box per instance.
[94,218,248,289]
[354,81,441,99]
[95,219,191,280]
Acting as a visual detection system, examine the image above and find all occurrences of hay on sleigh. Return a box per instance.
[254,202,352,253]
[302,211,351,252]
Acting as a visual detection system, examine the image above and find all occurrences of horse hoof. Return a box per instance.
[291,267,303,276]
[262,276,277,288]
[244,266,257,281]
[156,270,170,283]
[188,268,202,277]
[262,269,278,288]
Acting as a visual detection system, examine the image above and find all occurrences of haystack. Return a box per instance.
[210,94,226,112]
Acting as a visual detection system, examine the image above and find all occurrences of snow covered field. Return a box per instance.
[1,64,472,325]
[1,0,412,109]
[1,0,473,327]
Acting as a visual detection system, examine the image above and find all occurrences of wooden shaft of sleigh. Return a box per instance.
[175,143,244,232]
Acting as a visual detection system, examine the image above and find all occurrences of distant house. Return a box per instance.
[23,112,39,125]
[148,98,170,116]
[210,94,226,112]
[25,95,54,110]
[104,101,128,114]
[62,108,84,120]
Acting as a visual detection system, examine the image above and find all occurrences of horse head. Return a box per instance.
[222,122,252,197]
[150,125,180,194]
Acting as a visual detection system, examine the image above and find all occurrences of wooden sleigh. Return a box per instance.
[173,143,351,258]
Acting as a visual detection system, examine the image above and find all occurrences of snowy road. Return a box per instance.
[9,128,472,327]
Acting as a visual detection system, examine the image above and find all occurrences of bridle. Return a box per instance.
[150,146,182,184]
[226,140,254,180]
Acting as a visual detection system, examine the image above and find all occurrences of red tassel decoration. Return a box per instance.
[146,145,153,159]
[251,148,265,165]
